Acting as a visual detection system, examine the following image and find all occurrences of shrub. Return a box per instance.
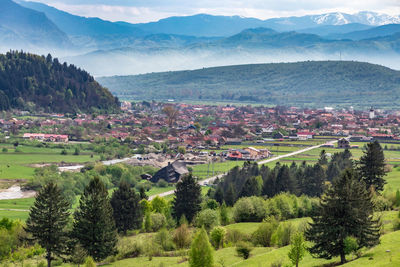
[14,147,22,153]
[2,148,7,153]
[84,256,96,267]
[194,209,219,231]
[272,222,295,247]
[233,197,266,222]
[219,202,230,225]
[373,195,391,211]
[236,242,252,259]
[60,149,67,155]
[206,199,219,210]
[155,228,175,251]
[117,237,143,259]
[210,227,226,249]
[226,229,249,244]
[157,179,168,188]
[151,213,167,232]
[251,218,279,247]
[173,223,192,249]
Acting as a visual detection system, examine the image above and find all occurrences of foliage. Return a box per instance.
[25,182,70,267]
[189,227,214,267]
[236,241,252,259]
[288,232,306,267]
[150,213,167,232]
[0,51,119,113]
[73,177,117,261]
[110,181,142,233]
[194,209,220,231]
[358,141,386,192]
[233,197,266,222]
[306,169,381,264]
[155,228,175,251]
[0,219,25,260]
[173,223,192,249]
[251,218,279,247]
[210,226,226,249]
[172,173,202,223]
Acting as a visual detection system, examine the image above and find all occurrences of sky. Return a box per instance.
[30,0,400,23]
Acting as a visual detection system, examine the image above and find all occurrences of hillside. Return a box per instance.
[0,51,119,113]
[98,61,400,108]
[0,0,70,49]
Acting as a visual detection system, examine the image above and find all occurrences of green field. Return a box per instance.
[0,144,100,179]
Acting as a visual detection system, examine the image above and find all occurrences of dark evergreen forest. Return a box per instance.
[0,51,119,113]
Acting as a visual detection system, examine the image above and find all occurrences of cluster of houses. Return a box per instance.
[2,104,400,149]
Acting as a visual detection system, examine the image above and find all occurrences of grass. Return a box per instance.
[0,210,29,220]
[0,144,100,179]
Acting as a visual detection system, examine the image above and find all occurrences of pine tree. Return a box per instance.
[25,182,70,267]
[358,141,386,192]
[318,150,328,166]
[172,173,202,223]
[73,177,117,261]
[239,176,262,197]
[214,186,224,205]
[110,181,143,234]
[189,227,214,267]
[306,169,380,264]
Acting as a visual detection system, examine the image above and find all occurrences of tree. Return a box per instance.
[225,184,236,206]
[189,227,214,267]
[306,169,380,264]
[288,232,306,267]
[358,141,386,192]
[162,105,179,127]
[172,173,202,223]
[73,177,117,261]
[25,182,70,267]
[110,181,143,233]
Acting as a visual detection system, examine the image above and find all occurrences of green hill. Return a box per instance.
[0,51,119,113]
[98,61,400,108]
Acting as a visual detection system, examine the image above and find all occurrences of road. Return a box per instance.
[149,139,338,200]
[58,155,141,171]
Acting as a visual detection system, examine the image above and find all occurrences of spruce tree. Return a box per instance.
[189,227,214,267]
[225,183,236,206]
[358,140,386,192]
[73,177,117,261]
[306,169,380,264]
[110,181,143,234]
[172,173,202,223]
[25,182,70,267]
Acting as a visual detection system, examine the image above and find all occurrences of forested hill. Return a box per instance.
[98,61,400,108]
[0,51,119,113]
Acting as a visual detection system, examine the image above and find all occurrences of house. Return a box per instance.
[150,161,189,183]
[227,149,251,160]
[23,133,69,142]
[244,147,270,159]
[296,131,315,140]
[338,138,350,149]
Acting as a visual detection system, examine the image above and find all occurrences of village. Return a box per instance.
[1,103,400,179]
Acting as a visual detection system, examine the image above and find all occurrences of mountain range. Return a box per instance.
[1,0,400,76]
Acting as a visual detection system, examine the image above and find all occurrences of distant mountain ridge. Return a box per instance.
[97,61,400,108]
[0,0,70,49]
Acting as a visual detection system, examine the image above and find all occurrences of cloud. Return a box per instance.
[30,0,400,23]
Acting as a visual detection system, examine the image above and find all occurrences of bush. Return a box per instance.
[173,223,192,249]
[210,227,226,249]
[226,229,250,244]
[2,148,7,153]
[151,213,167,232]
[233,197,266,222]
[272,222,295,247]
[84,256,96,267]
[194,209,219,231]
[236,242,252,259]
[155,228,175,251]
[373,195,391,211]
[156,179,168,188]
[251,218,278,247]
[14,147,22,153]
[206,199,219,210]
[117,237,143,259]
[60,149,67,155]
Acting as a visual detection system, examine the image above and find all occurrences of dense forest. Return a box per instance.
[98,61,400,108]
[0,51,119,113]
